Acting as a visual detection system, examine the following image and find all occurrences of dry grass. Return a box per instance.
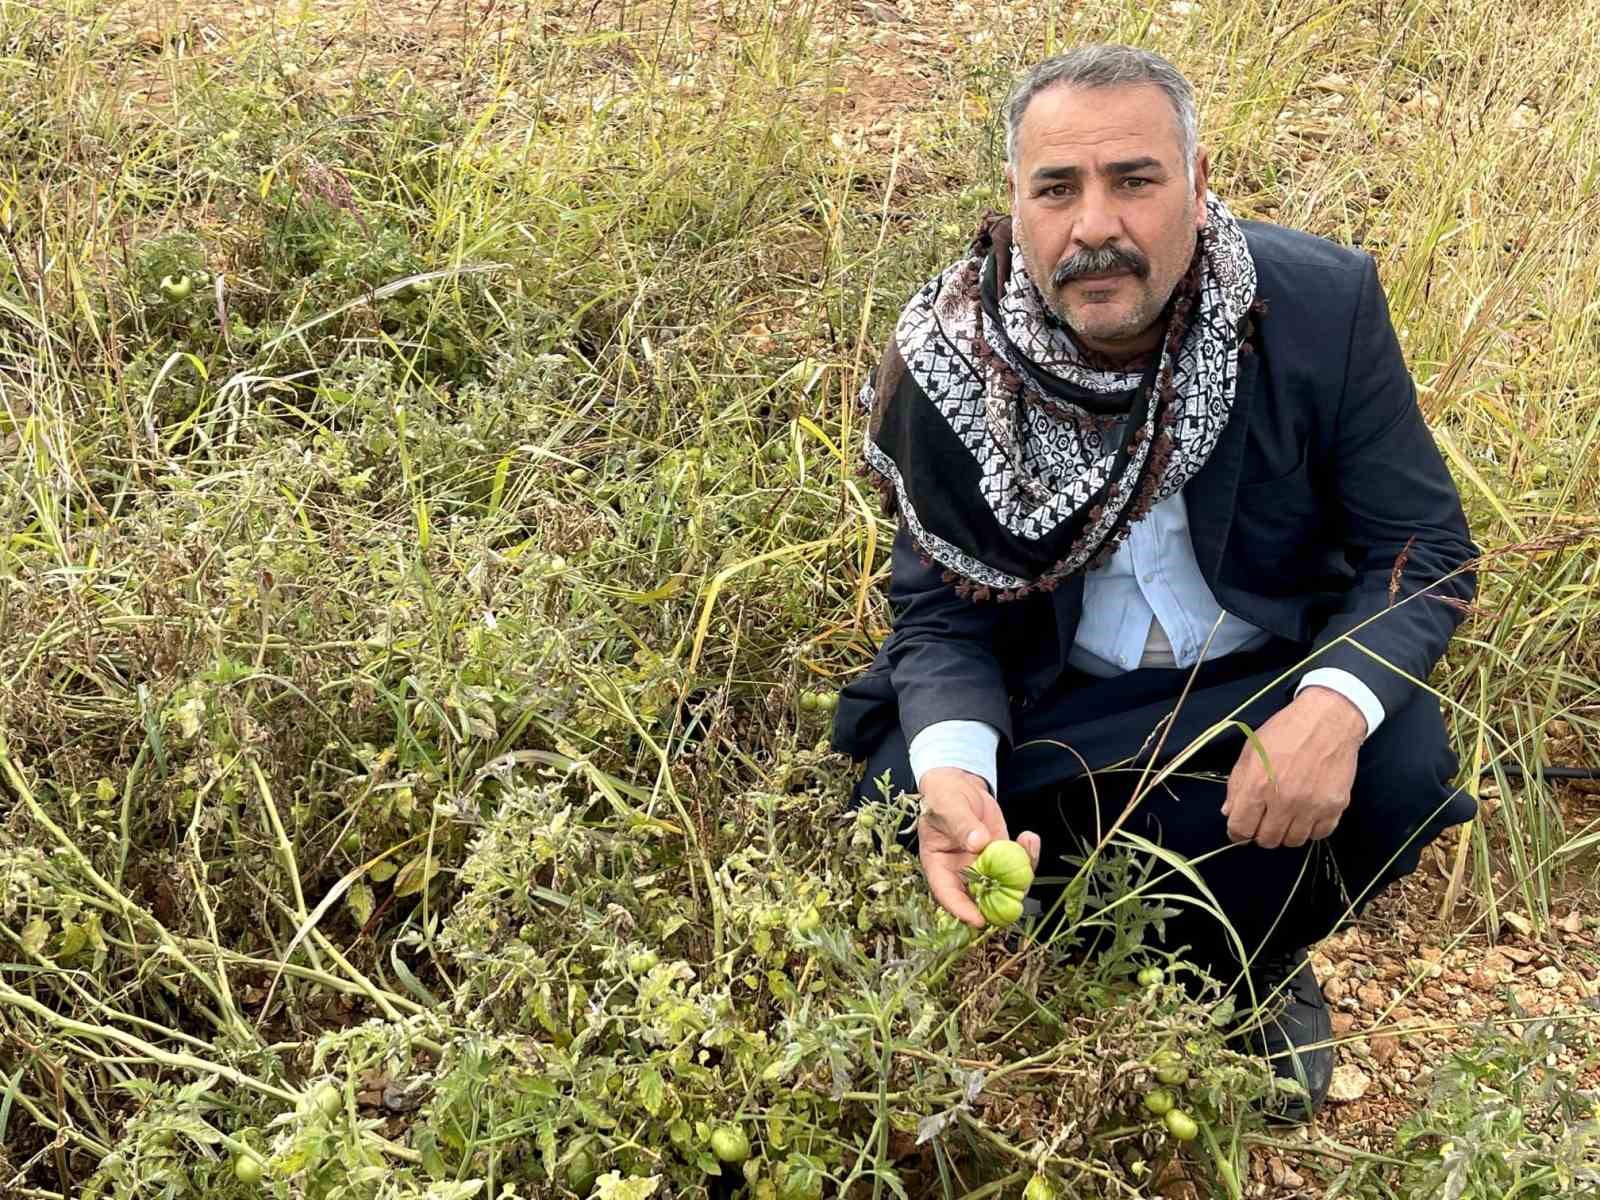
[0,0,1597,1196]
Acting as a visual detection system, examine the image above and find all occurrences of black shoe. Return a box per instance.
[1231,946,1333,1123]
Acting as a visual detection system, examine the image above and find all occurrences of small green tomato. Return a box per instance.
[234,1153,264,1185]
[1152,1050,1189,1087]
[1163,1108,1199,1142]
[313,1083,342,1118]
[972,840,1033,890]
[799,691,820,712]
[160,274,193,301]
[1142,1088,1176,1116]
[975,887,1024,927]
[967,839,1034,927]
[709,1124,750,1164]
[1022,1173,1057,1200]
[793,905,821,934]
[1136,965,1165,987]
[817,692,838,713]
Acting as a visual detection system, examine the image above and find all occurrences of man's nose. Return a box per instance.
[1072,188,1122,250]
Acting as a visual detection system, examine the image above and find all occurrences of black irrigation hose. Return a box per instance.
[1484,763,1600,780]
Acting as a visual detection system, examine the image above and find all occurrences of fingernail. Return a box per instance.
[965,830,983,850]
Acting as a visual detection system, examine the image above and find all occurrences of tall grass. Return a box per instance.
[0,0,1596,1195]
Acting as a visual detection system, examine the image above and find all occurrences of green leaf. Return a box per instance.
[19,916,49,956]
[424,1183,484,1200]
[346,880,375,928]
[638,1066,665,1116]
[591,1174,661,1200]
[56,922,87,962]
[392,852,442,897]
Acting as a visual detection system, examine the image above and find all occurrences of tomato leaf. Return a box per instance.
[392,853,441,897]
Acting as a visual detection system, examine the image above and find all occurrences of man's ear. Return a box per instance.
[1004,162,1017,210]
[1193,146,1211,228]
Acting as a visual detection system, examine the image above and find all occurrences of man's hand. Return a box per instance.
[917,767,1040,927]
[1221,687,1366,849]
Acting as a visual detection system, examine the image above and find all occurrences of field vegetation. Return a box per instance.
[0,0,1597,1196]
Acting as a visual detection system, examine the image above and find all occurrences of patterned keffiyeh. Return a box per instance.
[860,193,1259,601]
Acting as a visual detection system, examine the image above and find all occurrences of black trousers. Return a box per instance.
[851,647,1475,988]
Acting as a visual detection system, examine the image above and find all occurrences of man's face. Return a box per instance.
[1006,82,1209,355]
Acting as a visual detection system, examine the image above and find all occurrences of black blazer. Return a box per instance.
[831,220,1478,760]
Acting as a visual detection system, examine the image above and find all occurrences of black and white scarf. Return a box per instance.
[860,194,1258,601]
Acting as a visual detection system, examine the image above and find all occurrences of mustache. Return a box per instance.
[1051,244,1150,288]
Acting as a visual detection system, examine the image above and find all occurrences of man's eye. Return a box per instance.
[1045,184,1074,197]
[1123,177,1152,189]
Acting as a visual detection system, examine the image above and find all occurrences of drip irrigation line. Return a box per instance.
[1483,763,1600,781]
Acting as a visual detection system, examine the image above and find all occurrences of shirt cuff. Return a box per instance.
[1296,667,1386,740]
[907,720,1001,795]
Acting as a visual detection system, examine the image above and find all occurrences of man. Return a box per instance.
[830,46,1477,1119]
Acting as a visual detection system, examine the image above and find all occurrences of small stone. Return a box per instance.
[1536,965,1563,988]
[1370,1035,1399,1065]
[1503,911,1536,937]
[1327,1064,1372,1102]
[1268,1157,1307,1187]
[1330,1012,1356,1037]
[857,0,902,20]
[1560,911,1585,935]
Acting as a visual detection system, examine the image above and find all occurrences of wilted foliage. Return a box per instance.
[1,0,1598,1196]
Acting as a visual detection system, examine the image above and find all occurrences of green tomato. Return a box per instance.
[793,905,821,934]
[234,1153,264,1184]
[967,839,1033,927]
[799,691,820,712]
[313,1083,342,1118]
[1022,1173,1057,1200]
[709,1125,750,1164]
[1152,1050,1188,1086]
[1142,1088,1176,1116]
[975,886,1025,927]
[627,950,659,974]
[817,692,838,713]
[160,274,193,301]
[971,839,1033,891]
[1163,1108,1199,1142]
[1136,965,1165,987]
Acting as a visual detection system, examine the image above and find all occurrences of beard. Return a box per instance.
[1015,220,1194,348]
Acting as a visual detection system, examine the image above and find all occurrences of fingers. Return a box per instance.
[1224,775,1266,844]
[973,789,1011,846]
[1309,815,1342,842]
[922,849,986,927]
[1253,804,1294,850]
[1017,830,1042,871]
[1280,814,1316,849]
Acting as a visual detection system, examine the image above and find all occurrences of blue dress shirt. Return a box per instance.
[906,491,1386,793]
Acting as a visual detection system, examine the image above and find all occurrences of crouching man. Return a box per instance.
[831,45,1477,1120]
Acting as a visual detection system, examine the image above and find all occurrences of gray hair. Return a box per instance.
[1004,47,1198,182]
